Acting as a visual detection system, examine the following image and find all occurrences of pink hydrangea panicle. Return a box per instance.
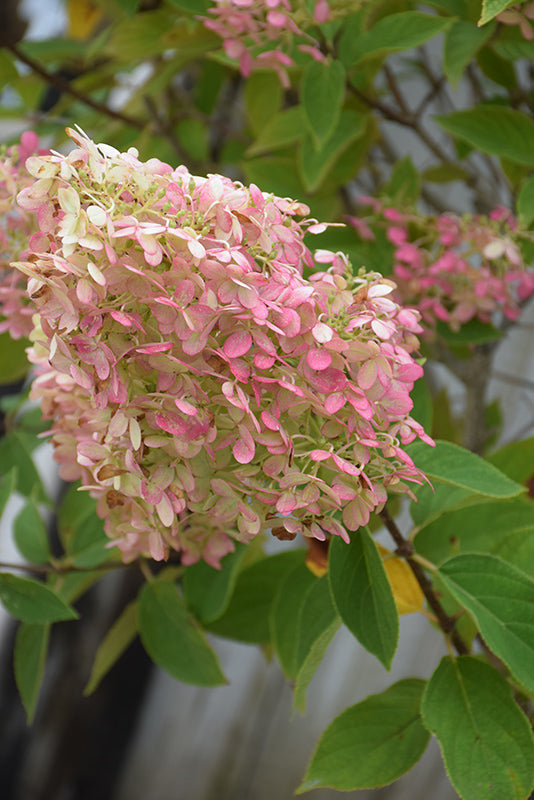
[0,132,48,339]
[16,128,433,568]
[356,198,534,336]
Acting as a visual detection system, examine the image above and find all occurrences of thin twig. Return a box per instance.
[9,43,145,130]
[379,508,469,655]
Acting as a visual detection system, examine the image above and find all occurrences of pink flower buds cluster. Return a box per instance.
[0,131,47,340]
[202,0,340,85]
[355,200,534,335]
[14,128,432,567]
[497,3,534,40]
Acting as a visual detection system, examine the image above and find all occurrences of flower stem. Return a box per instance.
[379,507,469,655]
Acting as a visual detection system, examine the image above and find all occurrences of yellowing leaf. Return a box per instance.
[377,544,424,615]
[67,0,104,41]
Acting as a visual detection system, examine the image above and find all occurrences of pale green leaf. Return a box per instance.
[347,12,454,66]
[299,110,366,192]
[246,107,305,156]
[479,0,517,25]
[518,179,534,227]
[301,59,346,147]
[14,501,51,565]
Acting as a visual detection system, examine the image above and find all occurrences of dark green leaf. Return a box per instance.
[422,657,534,800]
[183,543,247,624]
[270,563,317,679]
[58,484,111,568]
[14,623,49,723]
[436,106,534,166]
[293,577,340,712]
[0,467,17,521]
[299,680,430,792]
[438,554,534,694]
[436,318,503,344]
[443,19,495,87]
[207,550,305,644]
[328,528,398,670]
[299,110,366,192]
[114,0,142,15]
[0,333,30,384]
[14,501,51,565]
[0,574,77,623]
[167,0,209,11]
[139,580,225,686]
[0,432,48,504]
[301,59,346,147]
[422,163,470,183]
[85,601,139,695]
[410,376,433,432]
[487,437,534,485]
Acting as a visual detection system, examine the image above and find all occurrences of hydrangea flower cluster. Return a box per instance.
[354,200,534,335]
[202,0,356,85]
[0,131,47,340]
[14,129,432,567]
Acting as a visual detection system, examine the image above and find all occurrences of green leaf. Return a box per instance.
[84,601,139,695]
[436,318,503,345]
[518,178,534,227]
[183,543,247,624]
[114,0,142,15]
[0,332,31,384]
[328,528,399,670]
[138,580,225,686]
[443,19,495,87]
[0,50,18,82]
[0,467,17,521]
[492,529,534,577]
[346,12,454,66]
[242,156,304,202]
[487,437,534,485]
[422,163,470,183]
[299,110,366,192]
[415,498,534,564]
[479,0,516,25]
[293,577,340,712]
[301,59,346,148]
[477,46,517,89]
[410,376,433,432]
[14,623,49,723]
[270,563,317,679]
[58,484,111,568]
[406,439,525,498]
[438,554,534,694]
[0,432,48,504]
[298,679,430,792]
[436,106,534,166]
[422,657,534,800]
[206,550,305,643]
[410,480,485,529]
[176,119,209,161]
[0,574,78,623]
[383,156,420,205]
[14,501,51,565]
[246,107,306,156]
[167,0,209,11]
[244,72,283,137]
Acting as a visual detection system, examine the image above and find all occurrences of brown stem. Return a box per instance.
[8,43,145,130]
[379,508,469,655]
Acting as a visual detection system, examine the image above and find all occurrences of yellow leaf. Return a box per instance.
[377,544,424,615]
[67,0,104,41]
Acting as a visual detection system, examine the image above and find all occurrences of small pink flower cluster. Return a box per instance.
[0,131,47,340]
[497,3,534,40]
[14,128,432,567]
[202,0,341,85]
[354,200,534,335]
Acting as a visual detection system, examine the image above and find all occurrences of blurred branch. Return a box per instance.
[7,43,145,130]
